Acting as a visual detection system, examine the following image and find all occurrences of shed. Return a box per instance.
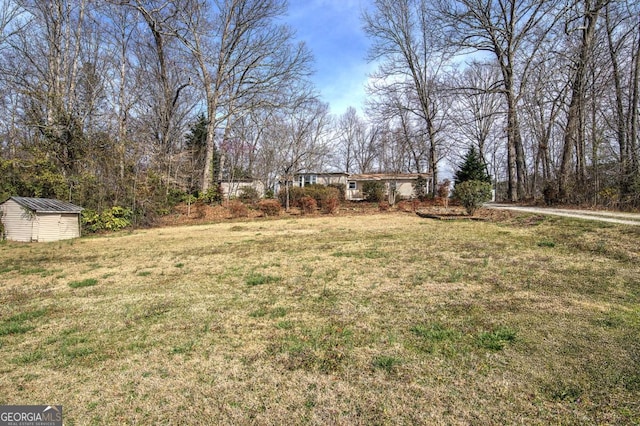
[0,197,84,242]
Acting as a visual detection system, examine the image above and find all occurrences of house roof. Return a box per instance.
[294,172,349,176]
[348,173,430,181]
[4,197,84,213]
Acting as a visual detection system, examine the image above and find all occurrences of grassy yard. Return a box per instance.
[0,212,639,424]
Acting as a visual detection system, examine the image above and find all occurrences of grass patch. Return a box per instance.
[276,320,294,330]
[249,307,268,318]
[476,327,517,351]
[0,322,34,336]
[410,323,458,342]
[19,267,48,275]
[269,307,288,318]
[68,278,98,288]
[0,266,15,274]
[372,355,401,373]
[245,273,281,286]
[543,380,584,403]
[537,240,556,248]
[12,350,44,365]
[0,214,639,424]
[0,309,48,336]
[271,324,353,373]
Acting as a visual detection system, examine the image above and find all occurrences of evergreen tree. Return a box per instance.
[185,114,218,193]
[453,147,491,185]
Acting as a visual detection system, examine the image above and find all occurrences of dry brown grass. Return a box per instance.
[0,212,639,424]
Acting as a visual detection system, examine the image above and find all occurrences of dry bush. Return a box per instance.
[257,199,282,217]
[396,200,413,212]
[323,196,340,214]
[299,196,317,214]
[227,200,249,218]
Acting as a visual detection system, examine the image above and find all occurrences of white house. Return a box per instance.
[219,179,266,199]
[0,197,84,242]
[294,172,432,202]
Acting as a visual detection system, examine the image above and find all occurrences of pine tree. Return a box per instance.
[453,147,491,185]
[185,114,218,193]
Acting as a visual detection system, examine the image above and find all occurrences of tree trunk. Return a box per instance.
[559,1,601,202]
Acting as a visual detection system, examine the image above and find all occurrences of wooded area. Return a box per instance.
[1,0,639,223]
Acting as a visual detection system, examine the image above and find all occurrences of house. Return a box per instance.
[346,173,429,202]
[294,172,349,188]
[219,179,265,199]
[293,172,432,202]
[0,197,84,242]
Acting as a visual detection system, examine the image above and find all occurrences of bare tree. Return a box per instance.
[603,0,640,205]
[336,107,360,173]
[558,0,609,201]
[170,0,312,193]
[450,63,503,171]
[265,98,332,209]
[364,0,450,195]
[437,0,564,201]
[520,50,568,198]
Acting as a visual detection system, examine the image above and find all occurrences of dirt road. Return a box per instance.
[486,204,640,226]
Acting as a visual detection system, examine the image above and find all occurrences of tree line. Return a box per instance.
[1,0,639,223]
[363,0,640,207]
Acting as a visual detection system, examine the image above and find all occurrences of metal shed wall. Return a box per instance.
[0,199,35,242]
[1,199,82,242]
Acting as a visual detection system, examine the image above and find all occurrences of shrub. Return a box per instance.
[279,184,341,213]
[258,199,282,217]
[453,180,492,215]
[315,186,342,213]
[82,206,133,233]
[278,186,305,208]
[437,179,451,208]
[303,185,339,209]
[396,200,419,212]
[328,183,346,201]
[200,185,222,204]
[238,186,260,205]
[228,200,249,218]
[363,181,385,202]
[413,175,430,201]
[323,196,340,214]
[299,196,317,214]
[542,181,558,206]
[597,187,618,208]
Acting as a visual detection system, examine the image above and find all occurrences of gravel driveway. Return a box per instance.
[486,204,640,226]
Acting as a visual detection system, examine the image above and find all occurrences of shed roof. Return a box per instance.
[4,197,83,213]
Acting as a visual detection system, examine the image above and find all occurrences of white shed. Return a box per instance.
[0,197,84,242]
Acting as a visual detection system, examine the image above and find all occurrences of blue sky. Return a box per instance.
[284,0,374,116]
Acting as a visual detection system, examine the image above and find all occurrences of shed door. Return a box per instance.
[59,214,80,239]
[36,214,62,242]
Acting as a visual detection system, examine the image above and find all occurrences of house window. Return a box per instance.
[348,181,357,190]
[299,174,317,187]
